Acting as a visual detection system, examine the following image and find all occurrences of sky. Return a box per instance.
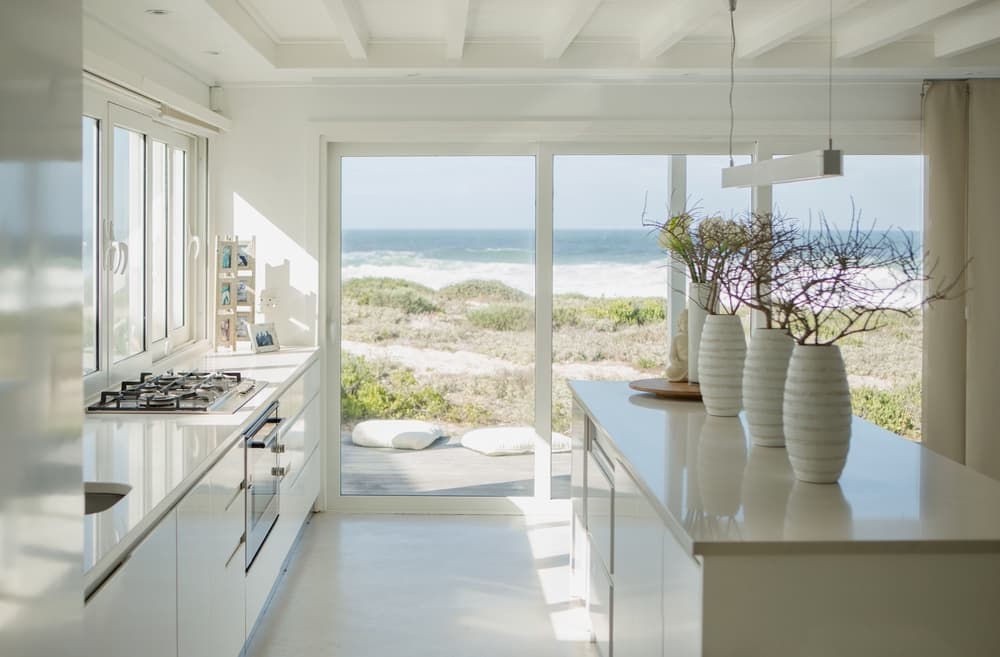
[341,154,924,232]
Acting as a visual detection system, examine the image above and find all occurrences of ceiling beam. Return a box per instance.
[934,1,1000,57]
[543,0,604,60]
[737,0,872,59]
[835,0,986,59]
[322,0,370,61]
[444,0,470,61]
[205,0,278,65]
[639,0,727,61]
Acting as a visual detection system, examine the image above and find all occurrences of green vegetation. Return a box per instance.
[438,279,528,303]
[343,278,439,314]
[584,298,665,327]
[341,352,491,424]
[851,382,921,440]
[466,304,533,331]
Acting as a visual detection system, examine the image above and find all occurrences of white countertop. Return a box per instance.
[570,381,1000,556]
[83,347,320,591]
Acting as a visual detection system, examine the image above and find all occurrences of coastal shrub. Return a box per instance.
[439,279,528,303]
[851,383,921,440]
[635,356,660,370]
[341,353,493,425]
[467,305,533,331]
[584,298,665,328]
[343,278,439,314]
[553,307,581,329]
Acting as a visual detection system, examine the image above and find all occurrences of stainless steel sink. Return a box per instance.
[84,482,132,515]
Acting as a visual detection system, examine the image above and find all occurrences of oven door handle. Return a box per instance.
[247,418,283,449]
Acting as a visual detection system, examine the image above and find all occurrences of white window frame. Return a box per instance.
[83,89,205,400]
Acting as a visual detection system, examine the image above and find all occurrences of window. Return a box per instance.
[83,95,201,391]
[773,155,924,439]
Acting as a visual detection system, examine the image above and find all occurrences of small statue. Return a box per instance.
[665,308,689,382]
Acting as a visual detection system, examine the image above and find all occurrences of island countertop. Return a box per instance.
[570,380,1000,557]
[83,347,319,593]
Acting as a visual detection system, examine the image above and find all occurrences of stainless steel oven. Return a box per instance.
[243,401,288,569]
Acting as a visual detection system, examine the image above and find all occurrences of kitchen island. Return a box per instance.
[570,380,1000,657]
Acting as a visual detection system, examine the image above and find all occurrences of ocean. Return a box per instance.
[343,229,669,298]
[342,228,923,303]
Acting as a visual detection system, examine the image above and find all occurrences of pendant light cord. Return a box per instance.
[728,2,736,168]
[828,0,833,150]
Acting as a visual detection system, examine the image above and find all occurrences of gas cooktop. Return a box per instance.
[87,370,260,414]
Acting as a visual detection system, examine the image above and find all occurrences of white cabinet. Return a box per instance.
[85,510,178,657]
[177,440,246,657]
[614,464,664,657]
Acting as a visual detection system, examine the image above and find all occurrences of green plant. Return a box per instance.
[343,278,439,314]
[851,382,921,440]
[438,279,528,303]
[467,305,533,331]
[584,298,664,328]
[635,356,660,370]
[552,306,581,329]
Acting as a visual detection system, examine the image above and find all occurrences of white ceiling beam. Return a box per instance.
[543,0,604,60]
[322,0,370,61]
[737,0,872,59]
[444,0,470,61]
[934,1,1000,57]
[205,0,278,65]
[639,0,728,61]
[834,0,986,59]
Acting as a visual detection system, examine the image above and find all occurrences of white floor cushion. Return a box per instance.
[460,426,572,456]
[352,420,443,450]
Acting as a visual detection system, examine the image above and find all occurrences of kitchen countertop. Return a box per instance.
[570,380,1000,557]
[83,347,320,594]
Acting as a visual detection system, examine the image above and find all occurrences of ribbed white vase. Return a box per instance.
[698,314,747,416]
[742,328,794,447]
[687,281,714,384]
[783,344,853,484]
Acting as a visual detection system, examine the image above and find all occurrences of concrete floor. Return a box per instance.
[244,512,597,657]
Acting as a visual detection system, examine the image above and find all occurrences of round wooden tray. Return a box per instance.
[628,378,702,401]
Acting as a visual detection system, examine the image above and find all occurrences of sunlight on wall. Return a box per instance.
[233,193,318,345]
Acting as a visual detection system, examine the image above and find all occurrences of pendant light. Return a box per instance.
[721,0,843,188]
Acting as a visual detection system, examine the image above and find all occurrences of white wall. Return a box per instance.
[211,80,923,344]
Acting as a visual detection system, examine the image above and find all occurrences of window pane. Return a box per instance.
[112,127,145,362]
[687,155,752,217]
[552,155,672,499]
[340,155,536,497]
[773,155,924,440]
[151,141,167,341]
[170,148,186,330]
[82,117,99,374]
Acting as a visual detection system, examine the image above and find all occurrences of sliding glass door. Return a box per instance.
[339,154,537,497]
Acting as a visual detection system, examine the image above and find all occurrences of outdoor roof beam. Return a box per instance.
[444,0,471,60]
[543,0,604,60]
[835,0,985,59]
[639,0,726,61]
[322,0,370,61]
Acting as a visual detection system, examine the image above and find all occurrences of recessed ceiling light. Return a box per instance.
[145,9,169,16]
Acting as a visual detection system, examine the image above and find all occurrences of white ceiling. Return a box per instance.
[83,0,1000,85]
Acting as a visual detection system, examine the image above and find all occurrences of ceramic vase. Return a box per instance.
[698,314,746,416]
[686,281,715,383]
[783,344,853,484]
[742,328,794,447]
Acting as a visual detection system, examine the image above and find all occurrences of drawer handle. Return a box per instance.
[271,464,290,478]
[271,443,286,454]
[223,480,244,512]
[224,534,246,569]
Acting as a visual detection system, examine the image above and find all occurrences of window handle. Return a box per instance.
[188,234,201,260]
[116,242,129,275]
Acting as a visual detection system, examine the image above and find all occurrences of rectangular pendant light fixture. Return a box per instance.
[721,148,843,188]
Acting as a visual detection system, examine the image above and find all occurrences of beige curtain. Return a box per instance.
[923,79,1000,480]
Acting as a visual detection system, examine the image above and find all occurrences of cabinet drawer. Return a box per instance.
[589,548,613,657]
[276,397,319,490]
[213,442,246,550]
[279,360,319,427]
[587,449,614,573]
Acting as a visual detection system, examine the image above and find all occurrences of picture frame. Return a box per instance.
[250,322,279,353]
[236,278,253,306]
[218,240,237,273]
[237,241,254,270]
[236,312,252,339]
[219,281,235,309]
[217,316,234,344]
